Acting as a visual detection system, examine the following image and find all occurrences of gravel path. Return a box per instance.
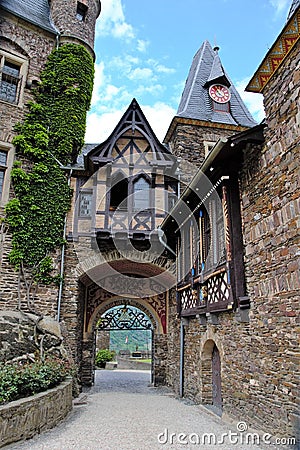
[4,370,291,450]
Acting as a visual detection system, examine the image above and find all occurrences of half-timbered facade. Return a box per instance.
[69,99,178,243]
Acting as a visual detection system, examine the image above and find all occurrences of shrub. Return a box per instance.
[95,349,115,368]
[0,357,73,405]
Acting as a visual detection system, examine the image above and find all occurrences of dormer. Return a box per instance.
[70,99,178,243]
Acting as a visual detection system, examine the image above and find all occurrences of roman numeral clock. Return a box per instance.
[209,84,231,103]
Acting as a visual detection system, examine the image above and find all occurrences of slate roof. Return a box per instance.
[0,0,57,33]
[287,0,300,20]
[177,40,257,128]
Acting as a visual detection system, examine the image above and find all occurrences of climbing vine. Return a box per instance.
[5,43,94,294]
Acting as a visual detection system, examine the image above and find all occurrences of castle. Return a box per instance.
[0,0,299,439]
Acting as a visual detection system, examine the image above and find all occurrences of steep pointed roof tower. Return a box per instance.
[177,41,256,127]
[164,41,257,180]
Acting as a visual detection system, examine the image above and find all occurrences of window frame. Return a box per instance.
[78,190,93,218]
[0,143,14,207]
[133,175,150,212]
[0,51,28,107]
[76,1,88,21]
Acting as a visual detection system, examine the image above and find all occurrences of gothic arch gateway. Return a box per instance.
[77,260,171,386]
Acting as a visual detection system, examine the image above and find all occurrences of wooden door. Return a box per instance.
[212,344,222,409]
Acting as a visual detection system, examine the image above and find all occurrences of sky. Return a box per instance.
[85,0,293,144]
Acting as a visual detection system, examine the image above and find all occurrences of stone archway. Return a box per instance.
[78,273,169,386]
[201,339,223,413]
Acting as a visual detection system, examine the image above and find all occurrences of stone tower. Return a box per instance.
[164,40,257,185]
[49,0,101,56]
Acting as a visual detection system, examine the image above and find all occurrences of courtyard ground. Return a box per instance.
[4,370,294,450]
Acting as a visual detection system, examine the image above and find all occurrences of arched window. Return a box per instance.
[133,176,150,211]
[110,172,128,211]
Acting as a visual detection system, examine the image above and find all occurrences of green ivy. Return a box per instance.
[5,44,94,284]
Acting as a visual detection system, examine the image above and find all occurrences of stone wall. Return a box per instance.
[0,379,72,448]
[0,310,68,363]
[165,288,180,394]
[239,40,300,438]
[0,10,58,312]
[49,0,100,54]
[167,122,245,185]
[164,40,300,439]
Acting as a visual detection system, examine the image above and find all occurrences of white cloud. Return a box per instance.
[236,78,265,123]
[85,110,124,143]
[135,84,165,97]
[96,0,134,40]
[137,39,149,53]
[127,67,154,81]
[140,102,176,141]
[85,102,176,144]
[269,0,290,15]
[147,59,176,74]
[90,61,106,105]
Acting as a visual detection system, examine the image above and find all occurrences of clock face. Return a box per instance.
[209,84,231,103]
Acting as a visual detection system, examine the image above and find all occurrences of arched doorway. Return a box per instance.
[212,344,222,410]
[78,277,169,387]
[96,303,153,380]
[201,339,222,414]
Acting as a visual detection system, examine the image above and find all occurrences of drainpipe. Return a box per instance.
[57,168,73,322]
[179,318,185,397]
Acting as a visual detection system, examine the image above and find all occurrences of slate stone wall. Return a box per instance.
[49,0,100,54]
[165,41,300,439]
[0,379,72,448]
[239,40,300,438]
[167,123,243,185]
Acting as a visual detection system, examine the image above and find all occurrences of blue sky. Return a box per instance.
[85,0,293,143]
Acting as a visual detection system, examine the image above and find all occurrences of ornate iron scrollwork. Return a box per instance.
[97,305,152,330]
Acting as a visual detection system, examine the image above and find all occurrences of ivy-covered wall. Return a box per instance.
[4,43,94,291]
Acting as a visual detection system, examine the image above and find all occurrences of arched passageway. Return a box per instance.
[95,304,153,381]
[76,258,173,386]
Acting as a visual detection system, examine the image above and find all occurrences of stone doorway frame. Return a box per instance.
[80,294,168,386]
[200,338,223,413]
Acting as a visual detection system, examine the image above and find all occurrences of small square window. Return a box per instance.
[79,192,92,217]
[212,100,230,113]
[76,2,88,21]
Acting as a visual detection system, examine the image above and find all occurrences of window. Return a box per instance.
[79,191,92,217]
[212,100,230,113]
[204,141,216,158]
[200,198,225,275]
[0,52,27,106]
[110,173,128,211]
[0,60,21,103]
[76,2,88,21]
[0,149,8,200]
[133,177,150,211]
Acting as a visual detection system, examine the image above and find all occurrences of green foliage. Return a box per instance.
[95,349,115,368]
[0,357,73,405]
[5,43,94,283]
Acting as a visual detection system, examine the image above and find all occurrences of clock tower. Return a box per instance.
[164,41,257,184]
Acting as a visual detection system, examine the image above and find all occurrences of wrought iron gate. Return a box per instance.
[96,304,153,331]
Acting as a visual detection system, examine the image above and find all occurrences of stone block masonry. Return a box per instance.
[0,379,72,448]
